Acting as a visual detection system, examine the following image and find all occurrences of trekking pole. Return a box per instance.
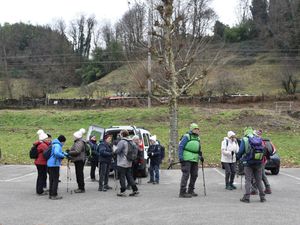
[201,161,207,196]
[167,161,180,169]
[241,175,243,190]
[67,160,73,194]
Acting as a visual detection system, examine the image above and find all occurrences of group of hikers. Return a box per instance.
[32,122,275,203]
[32,128,165,200]
[179,123,275,203]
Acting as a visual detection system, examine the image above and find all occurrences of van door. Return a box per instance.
[86,125,105,141]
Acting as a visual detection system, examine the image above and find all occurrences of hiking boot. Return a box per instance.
[98,187,103,192]
[260,196,267,202]
[179,192,192,198]
[225,185,233,190]
[230,184,237,190]
[250,190,258,195]
[188,191,198,197]
[240,196,250,203]
[129,191,139,196]
[37,192,48,196]
[264,188,272,194]
[117,191,127,197]
[74,189,85,194]
[147,180,154,184]
[104,185,113,190]
[49,195,63,200]
[91,178,96,182]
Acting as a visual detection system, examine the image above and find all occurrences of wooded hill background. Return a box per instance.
[0,0,299,99]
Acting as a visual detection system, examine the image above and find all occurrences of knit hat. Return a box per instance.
[190,123,199,131]
[227,131,236,138]
[37,129,48,141]
[150,135,157,142]
[73,128,86,139]
[243,127,254,137]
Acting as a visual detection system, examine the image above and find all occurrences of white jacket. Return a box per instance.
[221,137,239,163]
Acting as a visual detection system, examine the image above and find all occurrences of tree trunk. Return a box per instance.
[168,96,179,161]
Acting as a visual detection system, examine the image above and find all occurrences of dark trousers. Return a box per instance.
[149,162,160,182]
[117,166,138,193]
[48,167,60,197]
[74,160,85,190]
[90,160,98,180]
[180,161,198,194]
[99,162,110,187]
[223,162,236,186]
[36,164,47,194]
[244,164,265,199]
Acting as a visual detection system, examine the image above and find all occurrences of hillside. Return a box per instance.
[52,42,300,99]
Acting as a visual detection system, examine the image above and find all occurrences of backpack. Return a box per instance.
[29,144,38,159]
[125,140,138,162]
[43,144,53,160]
[84,141,91,157]
[246,136,265,161]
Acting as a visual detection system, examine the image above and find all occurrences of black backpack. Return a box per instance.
[43,144,53,160]
[125,140,138,162]
[29,144,38,159]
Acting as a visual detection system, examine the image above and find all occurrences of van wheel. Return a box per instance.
[271,167,280,175]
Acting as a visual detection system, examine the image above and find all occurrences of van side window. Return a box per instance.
[143,133,149,147]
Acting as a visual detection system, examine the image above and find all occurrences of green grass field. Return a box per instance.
[0,106,299,166]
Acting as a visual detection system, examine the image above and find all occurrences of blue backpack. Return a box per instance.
[246,136,265,161]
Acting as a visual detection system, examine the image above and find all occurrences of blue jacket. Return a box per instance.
[148,144,164,165]
[47,138,66,167]
[98,141,113,164]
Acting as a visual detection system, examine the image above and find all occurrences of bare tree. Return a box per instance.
[150,0,216,160]
[235,0,251,24]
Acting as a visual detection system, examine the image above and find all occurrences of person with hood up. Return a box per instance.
[221,131,239,190]
[47,135,68,200]
[34,129,51,195]
[237,127,266,203]
[178,123,204,198]
[68,128,87,193]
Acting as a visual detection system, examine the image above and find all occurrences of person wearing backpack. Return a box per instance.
[236,127,266,203]
[221,131,239,190]
[178,123,204,198]
[114,130,139,197]
[33,129,51,196]
[250,129,273,195]
[147,135,164,184]
[68,128,87,193]
[88,135,98,182]
[47,135,68,200]
[97,134,113,192]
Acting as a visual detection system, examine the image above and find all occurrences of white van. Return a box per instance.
[86,125,151,178]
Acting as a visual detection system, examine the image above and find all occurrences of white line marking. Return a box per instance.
[214,168,225,177]
[280,172,300,181]
[1,172,36,182]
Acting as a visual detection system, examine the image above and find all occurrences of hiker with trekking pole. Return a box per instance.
[178,123,204,198]
[221,131,239,190]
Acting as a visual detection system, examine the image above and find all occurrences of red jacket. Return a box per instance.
[34,140,51,165]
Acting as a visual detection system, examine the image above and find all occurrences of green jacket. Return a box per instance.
[182,133,201,162]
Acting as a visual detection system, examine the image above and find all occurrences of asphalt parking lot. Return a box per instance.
[1,165,300,225]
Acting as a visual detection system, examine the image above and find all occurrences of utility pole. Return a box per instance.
[147,0,153,108]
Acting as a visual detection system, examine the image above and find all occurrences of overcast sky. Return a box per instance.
[0,0,239,27]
